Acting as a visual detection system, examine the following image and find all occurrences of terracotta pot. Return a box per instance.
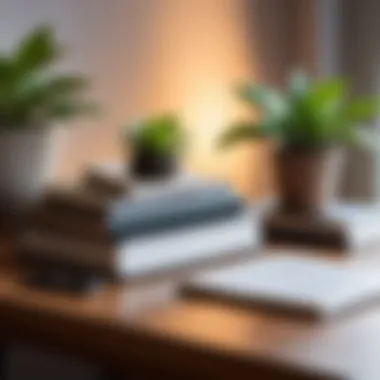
[275,147,343,215]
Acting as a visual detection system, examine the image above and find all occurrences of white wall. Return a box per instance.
[0,0,165,183]
[0,0,301,197]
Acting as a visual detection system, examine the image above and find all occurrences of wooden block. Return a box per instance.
[264,203,380,252]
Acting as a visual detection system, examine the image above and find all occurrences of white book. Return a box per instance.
[183,256,380,320]
[20,212,258,280]
[116,212,257,278]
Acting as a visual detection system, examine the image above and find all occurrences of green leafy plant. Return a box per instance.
[124,114,185,156]
[220,71,380,149]
[0,26,98,130]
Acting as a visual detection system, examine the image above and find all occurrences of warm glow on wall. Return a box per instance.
[183,86,237,171]
[49,0,275,198]
[146,0,268,197]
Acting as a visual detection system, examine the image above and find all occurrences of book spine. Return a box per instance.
[18,213,255,280]
[17,231,115,277]
[29,209,111,244]
[43,192,108,218]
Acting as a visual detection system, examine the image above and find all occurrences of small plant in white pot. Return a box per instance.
[220,72,380,215]
[0,26,97,216]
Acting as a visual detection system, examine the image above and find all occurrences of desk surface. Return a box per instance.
[1,238,380,380]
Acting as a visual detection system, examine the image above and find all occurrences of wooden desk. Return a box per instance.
[1,239,380,380]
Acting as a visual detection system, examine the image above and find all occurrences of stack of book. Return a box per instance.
[17,166,257,290]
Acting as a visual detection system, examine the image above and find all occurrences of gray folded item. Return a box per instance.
[108,183,244,240]
[43,183,244,241]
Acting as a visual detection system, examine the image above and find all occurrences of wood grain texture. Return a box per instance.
[0,235,379,379]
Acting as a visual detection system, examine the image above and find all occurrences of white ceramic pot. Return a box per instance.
[0,128,53,213]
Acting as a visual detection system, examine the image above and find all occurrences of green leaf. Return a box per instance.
[287,70,310,99]
[0,56,14,82]
[303,79,347,142]
[236,83,287,117]
[45,75,88,95]
[45,100,99,122]
[308,78,347,107]
[224,71,380,149]
[345,98,380,122]
[0,26,99,129]
[0,57,15,109]
[16,75,88,107]
[219,121,266,148]
[125,113,185,155]
[15,26,59,74]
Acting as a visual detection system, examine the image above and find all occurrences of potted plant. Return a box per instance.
[0,26,98,214]
[124,114,185,180]
[220,72,380,214]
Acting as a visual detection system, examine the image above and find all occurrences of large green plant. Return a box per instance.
[0,26,97,130]
[220,72,380,149]
[124,114,185,155]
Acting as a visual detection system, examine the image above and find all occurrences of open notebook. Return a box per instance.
[182,256,380,320]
